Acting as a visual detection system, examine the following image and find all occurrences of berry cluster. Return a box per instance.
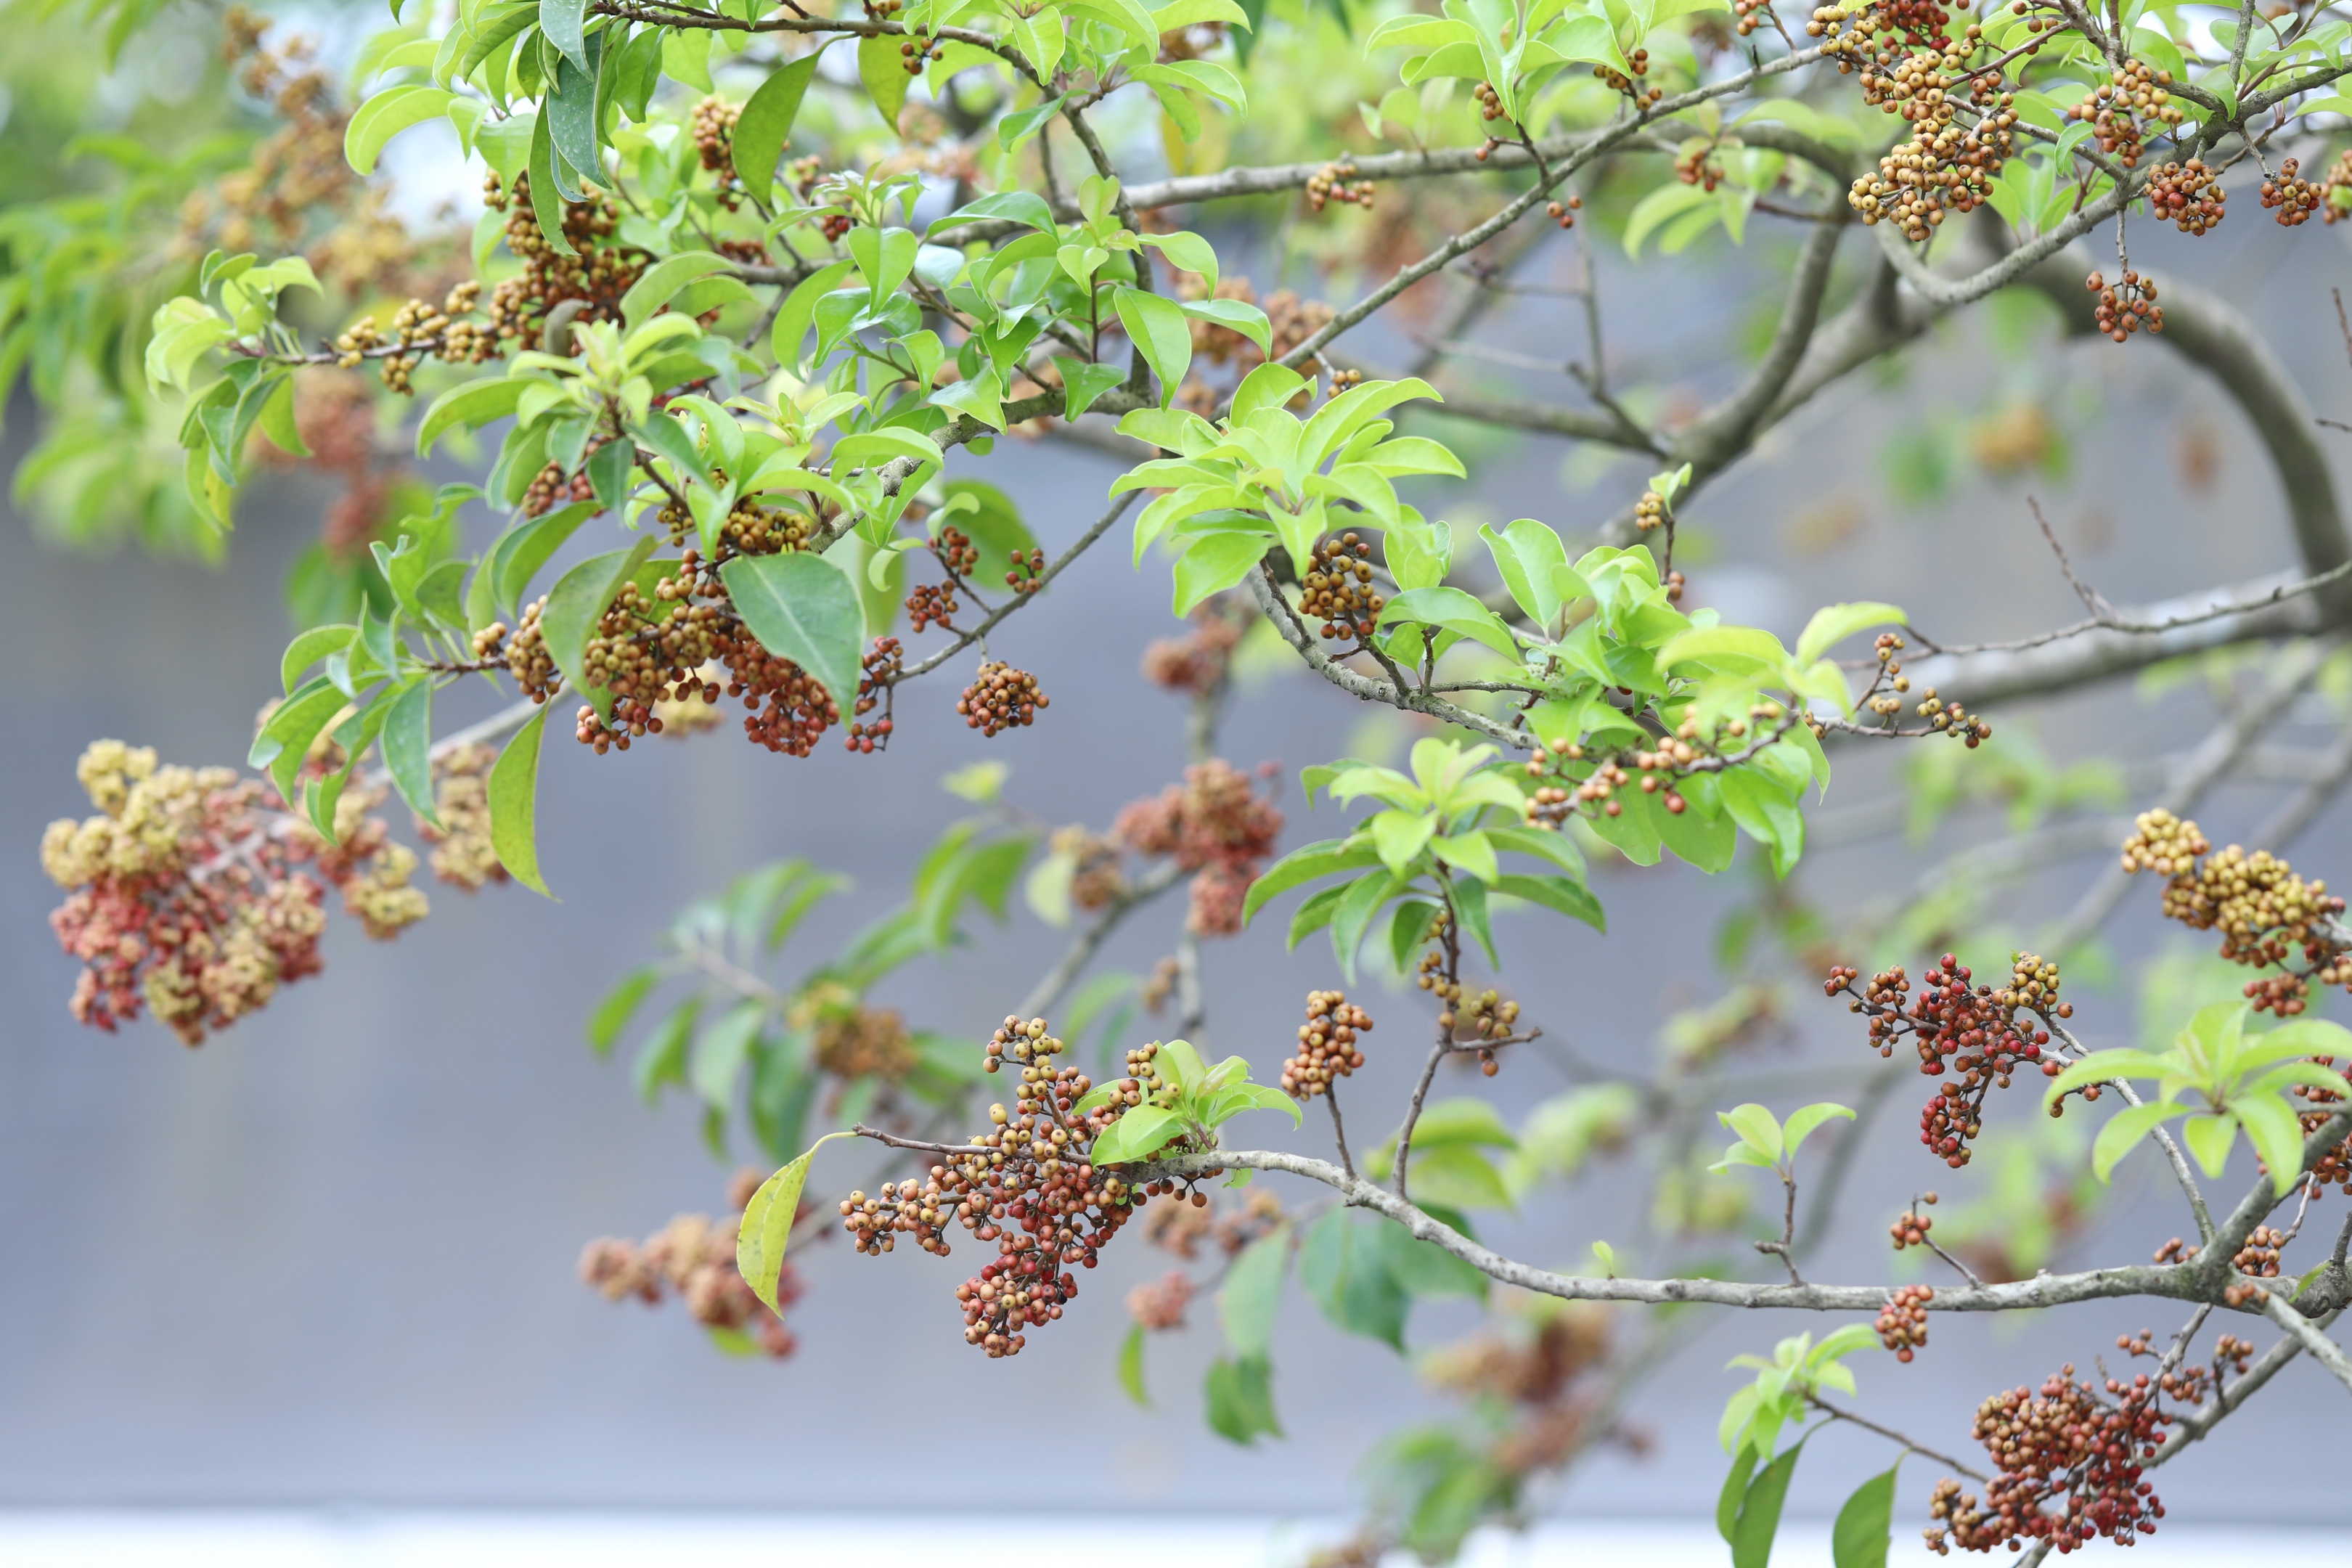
[1052,823,1130,913]
[1925,1352,2214,1554]
[1733,0,1779,35]
[1890,1190,1939,1248]
[904,579,960,632]
[579,1169,801,1358]
[2292,1061,2352,1196]
[1306,160,1375,212]
[2231,1224,2287,1278]
[1142,597,1249,698]
[1543,195,1583,229]
[1282,989,1373,1099]
[1524,703,1791,828]
[2120,809,2350,1014]
[479,173,649,349]
[41,740,430,1045]
[688,94,742,205]
[2087,269,2163,343]
[846,637,901,754]
[1113,758,1285,935]
[957,661,1048,737]
[1912,684,1992,744]
[1152,1188,1286,1262]
[1588,48,1663,105]
[2262,157,2324,225]
[415,742,507,891]
[331,282,492,392]
[2144,159,2225,234]
[812,1005,918,1082]
[1827,952,2068,1168]
[839,1016,1157,1357]
[1126,1269,1195,1330]
[1877,1282,1933,1360]
[1297,533,1386,643]
[2066,59,2184,169]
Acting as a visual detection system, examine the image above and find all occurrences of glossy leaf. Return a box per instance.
[1090,1104,1183,1166]
[718,550,864,710]
[735,47,830,197]
[380,675,436,825]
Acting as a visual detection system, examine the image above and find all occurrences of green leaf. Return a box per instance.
[1831,1463,1899,1568]
[1204,1355,1283,1444]
[932,189,1057,235]
[1377,1225,1486,1299]
[1732,1440,1803,1568]
[1377,587,1520,660]
[634,999,698,1101]
[1492,873,1605,932]
[587,968,660,1056]
[718,551,865,711]
[1794,601,1907,666]
[858,33,911,130]
[620,250,735,331]
[487,704,551,896]
[732,47,829,197]
[279,625,355,694]
[2091,1098,2187,1182]
[1244,837,1381,923]
[539,0,589,72]
[735,1130,854,1315]
[345,83,453,175]
[1119,1321,1150,1405]
[417,376,527,456]
[1718,1103,1785,1161]
[1400,1143,1513,1210]
[1299,1209,1408,1349]
[2237,1093,2312,1197]
[1113,287,1194,406]
[1783,1101,1855,1159]
[546,32,603,187]
[692,999,764,1109]
[542,539,658,717]
[1090,1104,1184,1166]
[1717,1447,1761,1543]
[525,109,577,254]
[1331,868,1405,981]
[381,675,436,825]
[1053,356,1127,420]
[2182,1111,2239,1177]
[1219,1225,1289,1360]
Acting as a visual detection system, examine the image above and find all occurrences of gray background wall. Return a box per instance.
[5,212,2351,1525]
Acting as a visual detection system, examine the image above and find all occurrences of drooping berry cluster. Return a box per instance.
[1113,758,1285,935]
[846,637,901,753]
[1298,533,1385,643]
[1924,1352,2216,1555]
[480,173,649,348]
[41,740,432,1045]
[904,580,960,632]
[1877,1283,1934,1360]
[579,1169,801,1358]
[2087,268,2163,343]
[957,661,1048,736]
[837,1016,1160,1357]
[415,742,507,892]
[1282,989,1373,1099]
[1827,952,2068,1168]
[2120,809,2351,1015]
[688,94,742,205]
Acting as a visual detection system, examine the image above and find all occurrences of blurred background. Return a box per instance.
[6,0,2352,1558]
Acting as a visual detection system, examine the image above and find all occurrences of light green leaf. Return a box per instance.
[487,703,551,896]
[2091,1098,2188,1182]
[1119,1321,1150,1405]
[344,83,454,175]
[1794,601,1907,666]
[1090,1104,1184,1166]
[1114,287,1194,406]
[735,1130,854,1314]
[1782,1101,1854,1159]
